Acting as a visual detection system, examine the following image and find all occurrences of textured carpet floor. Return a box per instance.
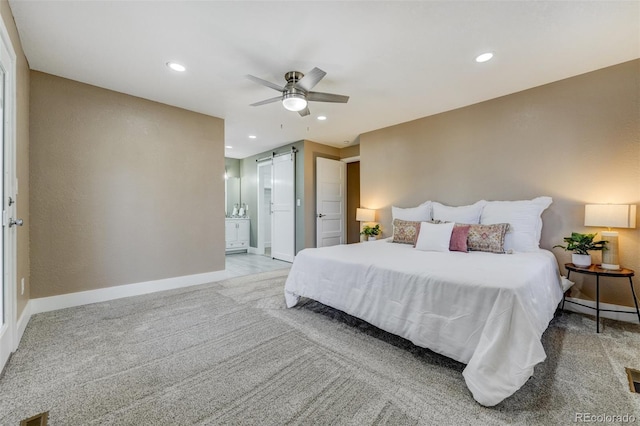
[1,269,639,425]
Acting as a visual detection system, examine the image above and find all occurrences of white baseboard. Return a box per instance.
[30,269,231,315]
[16,300,31,348]
[247,247,259,254]
[564,296,640,324]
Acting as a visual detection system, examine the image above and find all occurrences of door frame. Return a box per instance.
[0,15,18,372]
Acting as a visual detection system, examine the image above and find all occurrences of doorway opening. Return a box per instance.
[345,161,360,244]
[256,149,296,262]
[257,160,272,256]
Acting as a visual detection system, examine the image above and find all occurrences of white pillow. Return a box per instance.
[414,221,454,252]
[392,201,432,222]
[480,196,552,252]
[432,200,486,224]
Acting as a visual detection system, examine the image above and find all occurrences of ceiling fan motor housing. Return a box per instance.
[284,72,307,96]
[284,71,304,84]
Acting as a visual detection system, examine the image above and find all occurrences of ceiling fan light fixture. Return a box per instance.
[282,93,308,112]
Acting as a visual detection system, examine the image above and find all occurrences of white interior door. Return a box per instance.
[271,153,295,262]
[0,25,16,373]
[0,46,6,371]
[316,157,346,247]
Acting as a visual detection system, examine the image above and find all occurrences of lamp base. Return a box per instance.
[600,231,620,271]
[600,263,620,270]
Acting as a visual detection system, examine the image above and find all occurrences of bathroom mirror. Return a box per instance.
[225,177,240,217]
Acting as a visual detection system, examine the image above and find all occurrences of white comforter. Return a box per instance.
[284,239,564,406]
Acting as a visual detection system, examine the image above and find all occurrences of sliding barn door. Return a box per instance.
[271,153,295,262]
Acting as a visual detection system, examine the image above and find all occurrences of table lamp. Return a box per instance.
[356,208,376,241]
[356,208,376,223]
[584,204,636,270]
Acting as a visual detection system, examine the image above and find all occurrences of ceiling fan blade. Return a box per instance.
[298,107,310,117]
[250,96,282,107]
[246,74,285,92]
[295,67,326,91]
[307,91,349,103]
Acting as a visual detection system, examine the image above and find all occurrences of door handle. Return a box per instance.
[9,218,23,227]
[317,214,325,218]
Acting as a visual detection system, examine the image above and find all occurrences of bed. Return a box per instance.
[284,236,565,406]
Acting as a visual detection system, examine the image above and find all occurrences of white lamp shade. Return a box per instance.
[356,208,376,222]
[584,204,636,229]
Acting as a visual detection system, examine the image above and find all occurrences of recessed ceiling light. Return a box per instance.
[248,135,257,139]
[475,52,494,63]
[166,62,186,72]
[225,145,233,149]
[317,116,327,121]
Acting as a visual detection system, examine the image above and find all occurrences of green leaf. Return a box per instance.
[554,232,606,254]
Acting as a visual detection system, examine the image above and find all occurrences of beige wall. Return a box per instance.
[339,144,360,159]
[1,0,30,319]
[30,72,225,298]
[360,60,640,307]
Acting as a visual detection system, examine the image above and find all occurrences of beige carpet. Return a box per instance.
[1,269,639,425]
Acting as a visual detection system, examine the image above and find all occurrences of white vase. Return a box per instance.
[368,236,376,241]
[572,253,591,268]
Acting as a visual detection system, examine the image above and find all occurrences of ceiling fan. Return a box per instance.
[247,67,349,117]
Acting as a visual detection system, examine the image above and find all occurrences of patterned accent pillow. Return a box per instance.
[467,223,510,253]
[392,219,422,245]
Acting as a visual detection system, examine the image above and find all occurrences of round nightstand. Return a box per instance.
[564,263,640,333]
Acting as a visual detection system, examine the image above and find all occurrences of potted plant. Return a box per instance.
[554,232,607,267]
[361,224,381,241]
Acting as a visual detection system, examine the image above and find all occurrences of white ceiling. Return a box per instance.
[9,1,639,159]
